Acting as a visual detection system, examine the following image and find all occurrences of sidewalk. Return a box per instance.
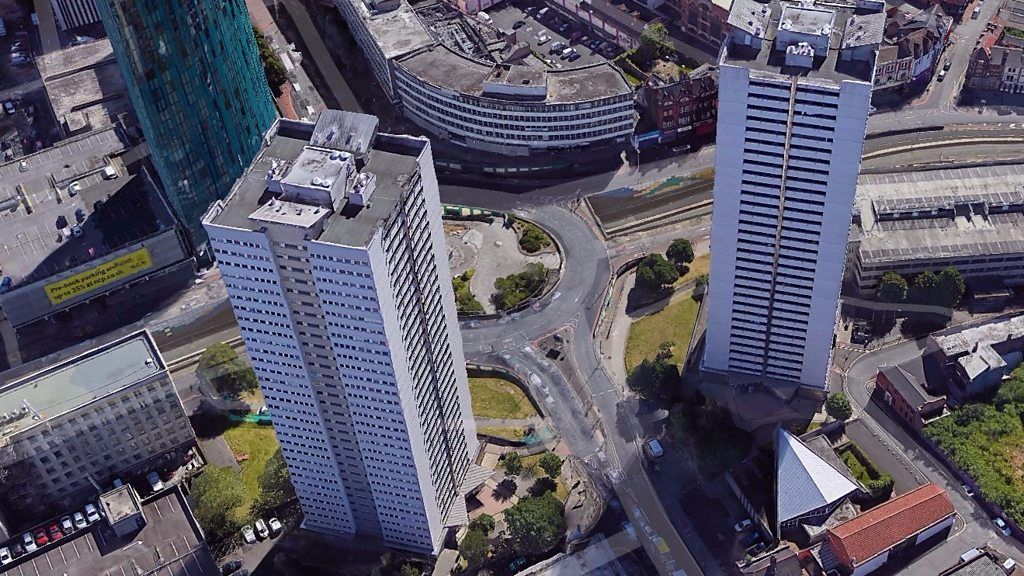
[279,0,362,113]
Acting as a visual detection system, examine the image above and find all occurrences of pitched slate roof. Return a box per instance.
[827,483,955,566]
[776,429,859,526]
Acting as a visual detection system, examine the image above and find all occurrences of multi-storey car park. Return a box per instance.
[703,0,884,391]
[330,0,636,159]
[204,111,488,554]
[849,165,1024,294]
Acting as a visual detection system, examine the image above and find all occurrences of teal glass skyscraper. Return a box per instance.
[97,0,276,247]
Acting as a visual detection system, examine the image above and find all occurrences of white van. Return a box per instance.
[101,165,118,179]
[477,11,492,24]
[538,7,550,18]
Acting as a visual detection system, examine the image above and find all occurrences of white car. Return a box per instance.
[21,532,36,552]
[60,516,73,533]
[268,517,283,537]
[255,518,269,540]
[0,547,11,565]
[3,101,14,115]
[73,511,87,530]
[68,181,82,196]
[994,516,1011,536]
[241,525,257,544]
[101,165,118,179]
[962,483,974,497]
[734,518,752,532]
[84,503,101,524]
[147,471,165,492]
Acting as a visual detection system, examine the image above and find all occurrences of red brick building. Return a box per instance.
[638,64,717,143]
[875,361,947,432]
[823,484,956,575]
[671,0,730,49]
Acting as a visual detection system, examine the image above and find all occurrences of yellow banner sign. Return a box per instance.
[44,247,153,305]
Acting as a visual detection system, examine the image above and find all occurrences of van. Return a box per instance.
[101,165,118,179]
[538,7,550,18]
[972,6,981,18]
[477,11,492,24]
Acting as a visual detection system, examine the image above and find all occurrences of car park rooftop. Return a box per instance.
[1,488,218,576]
[35,39,131,134]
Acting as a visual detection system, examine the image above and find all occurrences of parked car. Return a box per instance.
[560,47,574,59]
[68,180,82,196]
[536,33,550,45]
[588,38,602,49]
[85,503,101,524]
[558,22,571,33]
[550,41,566,53]
[101,165,118,179]
[994,516,1011,536]
[9,543,24,559]
[734,518,752,532]
[21,532,36,553]
[48,523,63,541]
[3,101,14,115]
[972,6,981,18]
[937,69,947,82]
[962,483,974,497]
[221,559,243,574]
[254,519,269,540]
[644,438,664,460]
[73,511,87,530]
[241,525,257,544]
[0,547,11,565]
[61,516,74,533]
[148,470,165,492]
[943,59,952,71]
[513,20,525,29]
[71,225,83,238]
[567,52,581,61]
[268,517,283,537]
[33,528,48,547]
[0,276,12,293]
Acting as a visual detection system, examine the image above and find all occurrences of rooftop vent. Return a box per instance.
[781,18,792,30]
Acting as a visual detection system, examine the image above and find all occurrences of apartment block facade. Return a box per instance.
[0,331,195,524]
[204,111,478,554]
[704,0,883,390]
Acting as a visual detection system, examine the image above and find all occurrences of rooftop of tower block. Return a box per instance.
[204,111,427,249]
[722,0,886,84]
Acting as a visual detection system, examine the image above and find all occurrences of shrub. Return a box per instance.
[635,253,679,292]
[826,393,853,421]
[253,27,287,96]
[452,270,484,313]
[666,238,694,266]
[518,222,552,253]
[493,263,547,311]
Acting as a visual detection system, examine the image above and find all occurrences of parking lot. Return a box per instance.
[485,3,622,69]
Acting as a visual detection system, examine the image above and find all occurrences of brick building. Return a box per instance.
[875,361,947,432]
[639,63,717,143]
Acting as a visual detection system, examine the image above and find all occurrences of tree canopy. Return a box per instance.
[877,271,908,303]
[666,238,695,267]
[502,452,524,476]
[493,263,547,311]
[252,447,296,515]
[518,222,552,253]
[634,22,671,64]
[635,253,679,292]
[538,453,563,478]
[459,529,490,566]
[825,393,853,421]
[627,357,679,402]
[504,493,565,555]
[253,27,287,96]
[192,465,245,543]
[452,269,484,314]
[198,343,258,395]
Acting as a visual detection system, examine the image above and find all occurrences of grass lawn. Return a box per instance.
[625,293,700,373]
[469,377,537,420]
[223,422,280,522]
[477,425,528,440]
[676,253,710,287]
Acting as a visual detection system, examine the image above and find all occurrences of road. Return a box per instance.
[840,341,1024,572]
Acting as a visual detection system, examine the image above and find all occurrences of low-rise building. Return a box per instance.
[0,331,195,525]
[35,38,132,136]
[671,0,730,49]
[776,429,860,537]
[330,0,636,159]
[967,1,1024,94]
[638,63,717,143]
[930,315,1024,397]
[849,165,1024,294]
[0,128,195,331]
[822,483,956,576]
[875,361,947,432]
[873,5,951,92]
[939,545,1020,575]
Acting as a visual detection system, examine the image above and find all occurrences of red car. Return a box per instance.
[33,528,48,547]
[48,523,63,541]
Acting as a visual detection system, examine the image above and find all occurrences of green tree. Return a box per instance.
[877,271,908,303]
[518,222,552,253]
[936,266,965,308]
[493,263,547,310]
[502,452,523,476]
[504,493,566,555]
[252,27,287,96]
[469,513,495,535]
[537,453,563,478]
[635,253,679,292]
[910,270,939,304]
[666,238,695,267]
[452,270,484,314]
[627,357,679,402]
[252,448,296,515]
[825,393,853,421]
[198,343,257,395]
[995,366,1024,407]
[399,563,420,576]
[694,274,709,289]
[635,22,671,64]
[192,465,245,543]
[459,529,490,566]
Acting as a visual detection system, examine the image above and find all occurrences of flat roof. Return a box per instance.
[0,144,177,288]
[206,116,426,249]
[721,0,883,84]
[0,331,164,439]
[396,45,631,103]
[855,165,1024,265]
[35,39,131,131]
[358,0,435,59]
[99,485,142,524]
[931,315,1024,358]
[4,488,218,576]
